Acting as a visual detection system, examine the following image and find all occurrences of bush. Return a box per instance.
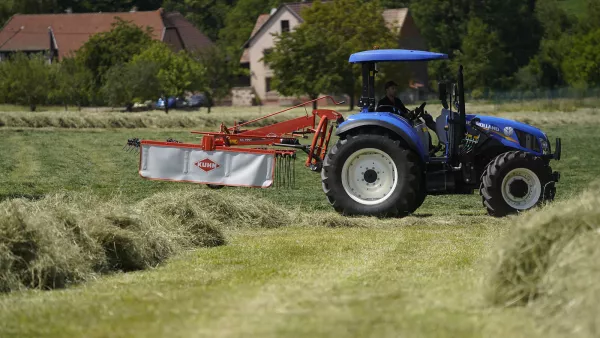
[0,53,52,111]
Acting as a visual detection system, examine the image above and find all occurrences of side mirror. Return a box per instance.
[438,82,447,101]
[438,82,448,109]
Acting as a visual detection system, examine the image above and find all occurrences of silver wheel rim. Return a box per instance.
[341,148,398,205]
[500,168,541,210]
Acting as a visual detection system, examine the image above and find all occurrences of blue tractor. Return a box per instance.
[321,49,562,217]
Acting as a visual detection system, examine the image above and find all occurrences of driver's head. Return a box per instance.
[385,81,398,97]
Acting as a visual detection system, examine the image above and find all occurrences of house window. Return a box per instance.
[281,20,289,32]
[266,77,273,92]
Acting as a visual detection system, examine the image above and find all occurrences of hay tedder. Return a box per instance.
[126,48,562,218]
[125,96,346,189]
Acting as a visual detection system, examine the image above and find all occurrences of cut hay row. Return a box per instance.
[0,188,291,293]
[0,186,482,294]
[0,187,373,293]
[485,182,600,336]
[0,112,293,129]
[0,191,227,293]
[0,105,598,129]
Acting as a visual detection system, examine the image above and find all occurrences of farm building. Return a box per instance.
[0,8,214,62]
[235,2,429,106]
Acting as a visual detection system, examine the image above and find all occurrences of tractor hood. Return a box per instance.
[465,114,548,140]
[464,114,551,155]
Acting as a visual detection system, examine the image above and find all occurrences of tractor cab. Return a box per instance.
[347,49,458,161]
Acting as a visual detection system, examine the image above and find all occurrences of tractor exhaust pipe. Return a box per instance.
[448,65,467,165]
[457,65,466,142]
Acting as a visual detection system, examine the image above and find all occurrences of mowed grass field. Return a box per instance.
[0,103,598,337]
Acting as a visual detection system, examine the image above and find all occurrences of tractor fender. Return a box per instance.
[336,113,428,162]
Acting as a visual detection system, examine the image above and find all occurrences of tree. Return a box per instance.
[303,0,402,110]
[0,53,51,111]
[0,0,13,27]
[101,61,162,111]
[411,0,541,86]
[52,57,93,110]
[194,45,237,113]
[130,42,206,113]
[59,0,163,12]
[218,0,270,60]
[561,28,600,88]
[576,0,600,33]
[454,17,508,92]
[265,0,399,110]
[476,0,542,75]
[75,17,154,90]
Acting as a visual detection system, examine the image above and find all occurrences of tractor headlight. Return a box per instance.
[539,138,550,155]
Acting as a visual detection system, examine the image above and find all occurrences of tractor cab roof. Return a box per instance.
[349,49,448,63]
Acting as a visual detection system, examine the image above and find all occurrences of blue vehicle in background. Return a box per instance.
[156,94,206,109]
[156,97,177,109]
[321,49,562,217]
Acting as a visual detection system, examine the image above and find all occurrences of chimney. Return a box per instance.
[130,6,138,12]
[65,7,72,14]
[270,7,277,15]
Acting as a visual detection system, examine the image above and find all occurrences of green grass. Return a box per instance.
[0,121,590,207]
[0,107,598,337]
[0,223,539,338]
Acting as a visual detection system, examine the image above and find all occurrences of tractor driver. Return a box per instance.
[377,80,436,132]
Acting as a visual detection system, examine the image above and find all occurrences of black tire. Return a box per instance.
[321,130,423,217]
[412,176,428,213]
[479,151,555,217]
[206,184,224,189]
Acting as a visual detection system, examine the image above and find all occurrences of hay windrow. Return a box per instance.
[533,231,600,337]
[0,110,296,129]
[308,212,367,228]
[485,185,600,307]
[136,188,293,229]
[0,199,94,292]
[0,187,303,293]
[0,190,227,293]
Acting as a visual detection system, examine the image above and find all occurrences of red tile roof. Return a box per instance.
[0,9,213,59]
[251,14,271,37]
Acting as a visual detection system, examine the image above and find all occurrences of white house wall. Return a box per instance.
[249,8,301,101]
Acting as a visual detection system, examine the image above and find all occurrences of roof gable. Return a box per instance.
[162,12,214,52]
[242,2,411,49]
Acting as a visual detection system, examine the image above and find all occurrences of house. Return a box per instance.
[236,2,428,106]
[0,8,214,62]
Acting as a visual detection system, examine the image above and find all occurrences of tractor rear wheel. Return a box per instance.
[321,130,423,217]
[480,151,555,217]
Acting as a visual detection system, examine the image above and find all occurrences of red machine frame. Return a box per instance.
[190,96,345,169]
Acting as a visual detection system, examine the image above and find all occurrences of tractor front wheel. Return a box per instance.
[480,151,555,217]
[321,131,422,217]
